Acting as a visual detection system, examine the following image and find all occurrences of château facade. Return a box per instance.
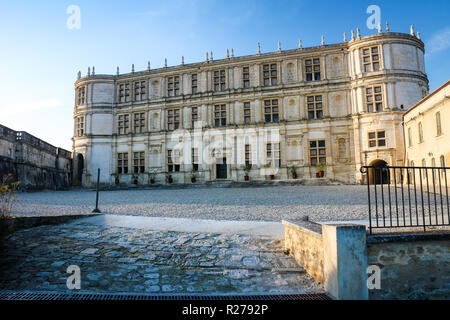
[72,26,429,187]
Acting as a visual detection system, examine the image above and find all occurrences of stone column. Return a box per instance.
[322,224,368,300]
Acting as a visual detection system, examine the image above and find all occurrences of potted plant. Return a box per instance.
[148,171,156,184]
[166,173,173,184]
[289,165,298,179]
[315,162,326,178]
[243,164,252,181]
[190,172,197,183]
[132,174,139,185]
[112,173,120,185]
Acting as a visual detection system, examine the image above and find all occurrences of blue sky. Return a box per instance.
[0,0,449,150]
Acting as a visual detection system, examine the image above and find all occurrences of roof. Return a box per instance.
[403,79,450,118]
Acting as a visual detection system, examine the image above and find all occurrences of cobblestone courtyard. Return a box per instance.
[0,215,322,294]
[13,185,369,221]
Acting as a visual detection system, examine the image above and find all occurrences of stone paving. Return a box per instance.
[13,185,369,221]
[0,216,323,294]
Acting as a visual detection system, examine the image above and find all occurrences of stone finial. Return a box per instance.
[164,58,167,68]
[378,23,382,33]
[410,25,415,36]
[131,64,135,73]
[87,67,91,77]
[231,48,234,58]
[226,48,230,59]
[147,61,151,71]
[298,39,302,48]
[277,41,281,52]
[92,66,95,76]
[181,56,184,65]
[417,32,421,40]
[343,32,347,42]
[385,21,390,32]
[321,35,325,45]
[116,66,120,75]
[77,71,81,79]
[210,51,213,61]
[356,27,361,39]
[257,42,261,54]
[351,30,355,41]
[206,52,209,62]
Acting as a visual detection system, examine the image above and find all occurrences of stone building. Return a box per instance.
[72,25,429,187]
[404,80,450,176]
[0,124,72,190]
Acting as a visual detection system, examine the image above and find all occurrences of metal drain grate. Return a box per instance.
[0,291,330,301]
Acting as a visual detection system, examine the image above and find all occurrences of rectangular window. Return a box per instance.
[167,109,180,131]
[214,105,227,127]
[368,131,386,148]
[76,116,84,137]
[263,64,278,86]
[366,85,384,112]
[168,149,180,172]
[192,148,199,171]
[362,46,380,72]
[245,144,251,167]
[408,127,412,147]
[133,151,145,173]
[243,102,251,124]
[305,58,321,81]
[191,74,198,94]
[191,107,198,128]
[266,143,280,167]
[309,140,326,165]
[418,122,424,143]
[133,112,146,133]
[264,99,279,123]
[167,76,180,97]
[214,70,226,91]
[134,81,147,101]
[117,152,128,174]
[119,83,130,103]
[77,86,86,105]
[118,114,129,134]
[307,95,323,119]
[243,67,250,88]
[436,112,442,136]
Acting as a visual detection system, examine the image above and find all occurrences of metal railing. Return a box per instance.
[360,165,450,234]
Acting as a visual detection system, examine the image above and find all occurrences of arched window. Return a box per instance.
[436,112,442,136]
[418,122,424,143]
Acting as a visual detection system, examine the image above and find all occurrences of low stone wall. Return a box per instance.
[283,220,324,283]
[367,233,450,300]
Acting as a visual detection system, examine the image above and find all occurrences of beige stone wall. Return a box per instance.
[368,240,450,299]
[283,221,324,283]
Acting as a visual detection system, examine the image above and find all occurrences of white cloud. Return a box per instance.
[426,27,450,55]
[0,99,63,117]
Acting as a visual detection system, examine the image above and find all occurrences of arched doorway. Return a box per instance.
[368,159,389,185]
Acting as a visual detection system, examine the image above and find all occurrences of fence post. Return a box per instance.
[92,168,101,213]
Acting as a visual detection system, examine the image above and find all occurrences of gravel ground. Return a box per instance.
[12,185,370,222]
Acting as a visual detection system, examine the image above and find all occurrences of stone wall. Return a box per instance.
[367,234,450,300]
[283,220,324,283]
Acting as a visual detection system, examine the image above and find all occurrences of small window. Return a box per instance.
[245,144,252,167]
[214,70,226,91]
[408,127,412,147]
[167,76,180,96]
[134,81,147,101]
[243,67,250,88]
[436,112,442,136]
[118,114,129,134]
[117,153,128,174]
[76,116,85,137]
[305,58,321,81]
[264,99,279,123]
[307,95,323,119]
[309,140,326,165]
[191,107,198,128]
[191,74,198,94]
[366,85,384,112]
[133,112,146,133]
[192,148,199,171]
[133,152,145,173]
[167,109,180,131]
[168,149,180,172]
[243,102,251,124]
[214,105,227,127]
[119,83,130,102]
[77,86,86,105]
[418,122,424,143]
[263,64,278,86]
[362,46,380,72]
[368,130,386,148]
[266,143,280,167]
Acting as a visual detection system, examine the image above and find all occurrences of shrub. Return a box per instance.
[0,174,20,219]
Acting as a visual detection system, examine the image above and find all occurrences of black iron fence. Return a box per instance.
[360,165,450,234]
